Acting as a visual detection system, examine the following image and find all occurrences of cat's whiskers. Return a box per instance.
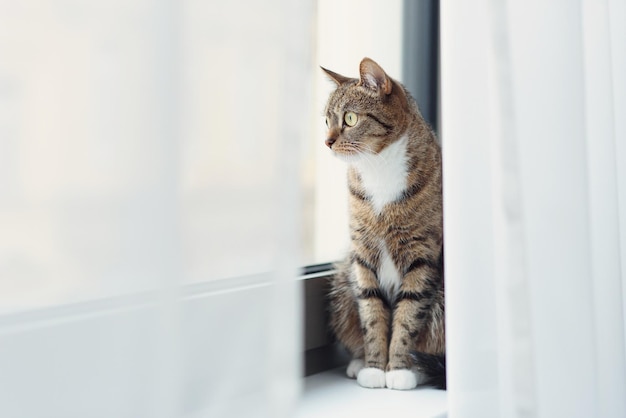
[349,142,379,168]
[354,143,393,177]
[337,143,369,164]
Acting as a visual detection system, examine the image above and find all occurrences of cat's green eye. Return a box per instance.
[344,112,358,127]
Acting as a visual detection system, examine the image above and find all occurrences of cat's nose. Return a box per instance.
[325,137,336,148]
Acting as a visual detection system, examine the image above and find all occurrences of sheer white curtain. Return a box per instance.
[442,1,626,418]
[0,1,313,417]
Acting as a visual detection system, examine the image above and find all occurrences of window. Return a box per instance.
[309,0,406,264]
[303,0,440,376]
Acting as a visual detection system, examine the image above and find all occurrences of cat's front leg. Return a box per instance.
[386,264,438,390]
[353,259,390,388]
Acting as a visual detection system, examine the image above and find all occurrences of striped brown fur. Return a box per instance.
[323,58,445,390]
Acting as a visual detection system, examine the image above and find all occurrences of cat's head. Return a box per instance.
[321,57,411,162]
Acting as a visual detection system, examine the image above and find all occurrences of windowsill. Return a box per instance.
[297,367,448,418]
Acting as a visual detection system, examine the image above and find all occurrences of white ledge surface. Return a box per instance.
[296,368,448,418]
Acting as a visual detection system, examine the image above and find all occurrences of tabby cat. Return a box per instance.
[322,58,445,390]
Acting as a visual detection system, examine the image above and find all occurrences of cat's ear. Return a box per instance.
[320,66,352,86]
[358,57,393,95]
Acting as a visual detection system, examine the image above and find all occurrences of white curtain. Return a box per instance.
[442,1,626,418]
[0,1,313,417]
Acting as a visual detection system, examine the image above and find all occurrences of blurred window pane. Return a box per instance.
[309,0,405,264]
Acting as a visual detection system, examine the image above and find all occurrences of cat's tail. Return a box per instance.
[410,352,446,390]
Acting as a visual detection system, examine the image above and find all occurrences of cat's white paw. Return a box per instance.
[346,359,365,379]
[356,367,386,388]
[385,369,427,390]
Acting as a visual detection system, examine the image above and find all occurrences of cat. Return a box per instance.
[322,58,445,390]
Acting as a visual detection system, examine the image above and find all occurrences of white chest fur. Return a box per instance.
[378,242,402,300]
[352,135,409,215]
